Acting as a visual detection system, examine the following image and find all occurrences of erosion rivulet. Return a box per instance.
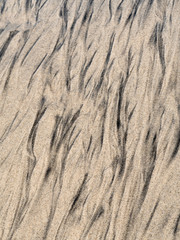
[0,0,180,239]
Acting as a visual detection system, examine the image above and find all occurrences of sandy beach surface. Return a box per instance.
[0,0,180,239]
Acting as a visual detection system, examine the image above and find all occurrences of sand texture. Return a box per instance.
[0,0,180,239]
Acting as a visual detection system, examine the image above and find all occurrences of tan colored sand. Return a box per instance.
[0,1,180,239]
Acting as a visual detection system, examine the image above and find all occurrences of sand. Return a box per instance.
[0,0,180,239]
